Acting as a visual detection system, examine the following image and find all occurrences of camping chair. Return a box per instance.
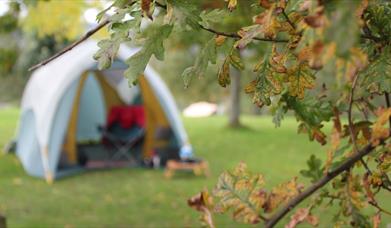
[99,106,145,165]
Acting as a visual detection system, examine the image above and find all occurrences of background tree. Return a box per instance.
[23,0,391,227]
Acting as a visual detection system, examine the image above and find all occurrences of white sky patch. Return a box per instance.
[0,1,10,16]
[84,8,99,24]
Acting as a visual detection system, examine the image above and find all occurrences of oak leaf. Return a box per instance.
[213,162,266,224]
[285,208,319,228]
[287,64,315,99]
[188,190,215,228]
[371,108,391,146]
[141,0,153,20]
[225,0,237,11]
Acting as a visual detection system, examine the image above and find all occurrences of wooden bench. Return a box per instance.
[165,159,209,178]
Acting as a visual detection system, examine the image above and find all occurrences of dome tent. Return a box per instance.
[16,40,192,183]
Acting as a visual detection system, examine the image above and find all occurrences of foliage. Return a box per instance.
[22,0,87,41]
[90,0,391,226]
[16,0,391,226]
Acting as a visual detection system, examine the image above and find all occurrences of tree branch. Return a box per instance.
[198,24,288,43]
[156,1,288,43]
[28,19,110,71]
[265,139,387,228]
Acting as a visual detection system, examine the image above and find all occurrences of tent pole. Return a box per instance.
[41,146,54,184]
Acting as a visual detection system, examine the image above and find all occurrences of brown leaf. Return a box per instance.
[285,208,310,228]
[312,128,327,145]
[259,0,272,9]
[217,58,230,87]
[304,8,325,28]
[306,215,319,226]
[298,41,325,70]
[141,0,153,20]
[363,173,376,204]
[342,121,372,141]
[236,25,263,49]
[188,191,215,228]
[299,0,313,11]
[372,213,381,228]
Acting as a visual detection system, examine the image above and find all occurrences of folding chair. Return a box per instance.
[99,106,145,164]
[99,124,144,161]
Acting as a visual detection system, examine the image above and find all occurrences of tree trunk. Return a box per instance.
[0,214,6,228]
[229,68,241,128]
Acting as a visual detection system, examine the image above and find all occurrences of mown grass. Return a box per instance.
[0,108,390,227]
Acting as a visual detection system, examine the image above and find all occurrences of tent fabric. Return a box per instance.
[62,72,89,164]
[138,76,170,158]
[16,40,192,181]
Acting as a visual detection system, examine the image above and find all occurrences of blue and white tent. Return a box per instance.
[15,41,192,182]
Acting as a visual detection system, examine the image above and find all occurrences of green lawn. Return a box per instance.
[0,108,389,227]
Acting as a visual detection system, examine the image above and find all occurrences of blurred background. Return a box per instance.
[0,0,390,227]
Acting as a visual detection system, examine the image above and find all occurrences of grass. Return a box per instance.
[0,108,390,227]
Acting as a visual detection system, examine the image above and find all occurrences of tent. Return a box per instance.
[15,40,193,183]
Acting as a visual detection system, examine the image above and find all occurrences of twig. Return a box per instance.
[385,92,391,127]
[198,24,288,43]
[265,140,386,228]
[281,10,295,30]
[369,201,391,216]
[347,74,372,173]
[28,19,110,71]
[156,1,288,43]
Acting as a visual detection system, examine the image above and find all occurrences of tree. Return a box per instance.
[32,0,391,227]
[229,67,241,127]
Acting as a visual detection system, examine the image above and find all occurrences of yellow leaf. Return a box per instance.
[287,64,315,99]
[225,0,237,11]
[213,163,266,224]
[371,108,391,146]
[265,177,302,212]
[217,58,230,87]
[215,35,226,46]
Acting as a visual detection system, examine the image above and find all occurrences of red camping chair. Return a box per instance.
[99,106,145,163]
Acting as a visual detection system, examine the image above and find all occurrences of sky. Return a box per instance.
[0,1,10,16]
[0,1,111,24]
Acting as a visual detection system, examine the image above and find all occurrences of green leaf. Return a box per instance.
[181,37,217,87]
[200,9,227,27]
[93,39,121,70]
[168,0,202,29]
[300,155,323,183]
[245,56,283,108]
[361,46,391,93]
[125,24,173,85]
